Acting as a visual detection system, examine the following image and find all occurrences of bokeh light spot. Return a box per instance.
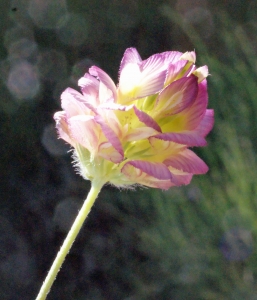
[56,13,90,46]
[8,38,38,60]
[220,228,253,261]
[4,25,35,51]
[7,60,40,100]
[41,124,69,156]
[53,198,81,233]
[28,0,68,29]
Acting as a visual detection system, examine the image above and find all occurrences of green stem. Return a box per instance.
[35,180,104,300]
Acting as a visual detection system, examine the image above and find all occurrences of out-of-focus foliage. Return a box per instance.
[0,1,257,299]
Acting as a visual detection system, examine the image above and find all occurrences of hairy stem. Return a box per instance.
[35,180,104,300]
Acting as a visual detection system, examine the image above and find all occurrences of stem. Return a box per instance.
[35,180,104,300]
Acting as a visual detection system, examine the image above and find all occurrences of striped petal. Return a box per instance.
[69,115,99,152]
[151,132,207,147]
[119,47,142,73]
[164,149,208,174]
[168,168,193,186]
[98,142,123,163]
[125,127,157,142]
[133,106,162,132]
[123,160,172,180]
[121,160,173,190]
[194,109,214,137]
[78,73,99,102]
[118,55,167,101]
[89,66,117,101]
[54,111,74,146]
[156,76,198,116]
[165,60,188,84]
[61,88,97,116]
[94,115,124,160]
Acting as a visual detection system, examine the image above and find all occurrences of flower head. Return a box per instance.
[54,48,214,190]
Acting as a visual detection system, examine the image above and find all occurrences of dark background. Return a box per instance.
[1,0,257,299]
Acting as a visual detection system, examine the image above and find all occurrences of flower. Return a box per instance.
[54,48,214,190]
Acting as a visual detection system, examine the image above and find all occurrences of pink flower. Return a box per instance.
[54,48,214,190]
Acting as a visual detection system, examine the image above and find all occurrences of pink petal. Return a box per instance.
[133,106,162,132]
[118,51,184,101]
[164,149,208,174]
[69,115,99,151]
[119,48,142,73]
[94,115,124,159]
[121,163,174,190]
[159,51,184,65]
[156,76,198,115]
[123,160,172,180]
[61,88,97,116]
[99,102,133,112]
[121,160,174,189]
[78,73,99,101]
[136,54,168,97]
[193,109,214,137]
[151,132,207,147]
[180,79,208,130]
[98,142,123,163]
[54,111,74,146]
[168,170,193,186]
[165,60,188,84]
[125,127,157,142]
[61,88,86,117]
[89,66,117,101]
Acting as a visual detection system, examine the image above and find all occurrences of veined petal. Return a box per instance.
[136,54,168,97]
[89,66,117,101]
[121,161,174,190]
[179,79,209,130]
[69,115,99,152]
[160,79,209,134]
[149,137,185,152]
[98,142,123,163]
[98,81,115,104]
[168,168,193,186]
[164,149,208,174]
[181,80,208,130]
[159,51,184,65]
[54,111,74,146]
[165,60,188,85]
[78,73,99,102]
[133,106,162,132]
[118,55,167,101]
[125,127,157,142]
[118,63,142,99]
[61,88,97,116]
[194,109,214,137]
[119,47,142,73]
[156,76,198,116]
[61,88,87,117]
[151,132,207,147]
[123,160,172,180]
[96,107,123,139]
[99,102,133,111]
[94,115,124,159]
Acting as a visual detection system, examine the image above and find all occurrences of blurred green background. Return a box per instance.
[1,0,257,299]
